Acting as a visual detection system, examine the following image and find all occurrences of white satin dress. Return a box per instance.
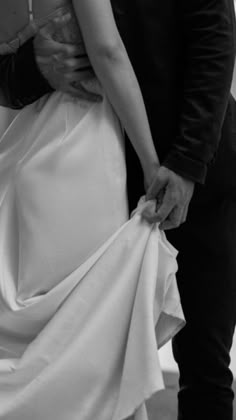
[0,2,185,419]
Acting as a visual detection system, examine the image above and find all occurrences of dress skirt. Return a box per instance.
[0,88,184,420]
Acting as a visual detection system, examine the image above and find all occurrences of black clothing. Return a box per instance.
[169,159,236,419]
[0,39,53,109]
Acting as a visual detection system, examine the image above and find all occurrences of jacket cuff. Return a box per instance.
[163,150,207,184]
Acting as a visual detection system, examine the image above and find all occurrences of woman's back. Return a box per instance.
[0,0,81,50]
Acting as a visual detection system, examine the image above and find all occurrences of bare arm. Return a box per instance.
[72,0,159,187]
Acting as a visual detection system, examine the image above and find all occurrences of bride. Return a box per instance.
[0,1,184,419]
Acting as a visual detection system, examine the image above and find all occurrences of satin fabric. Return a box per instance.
[0,90,184,419]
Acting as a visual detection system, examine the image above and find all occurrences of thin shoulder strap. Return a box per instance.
[28,0,34,22]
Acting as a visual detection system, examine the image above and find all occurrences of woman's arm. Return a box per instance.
[72,0,159,186]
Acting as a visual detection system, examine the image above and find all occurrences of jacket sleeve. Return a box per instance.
[163,0,236,183]
[0,39,53,109]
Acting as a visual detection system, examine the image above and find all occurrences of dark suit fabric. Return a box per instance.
[168,98,236,420]
[112,1,236,419]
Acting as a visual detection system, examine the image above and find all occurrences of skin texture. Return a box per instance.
[144,167,194,230]
[71,0,160,188]
[41,0,194,230]
[34,14,101,102]
[0,0,194,228]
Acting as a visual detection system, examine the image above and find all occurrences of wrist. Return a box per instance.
[142,158,160,174]
[142,160,160,191]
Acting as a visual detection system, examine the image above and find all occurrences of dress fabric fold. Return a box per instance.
[0,89,184,420]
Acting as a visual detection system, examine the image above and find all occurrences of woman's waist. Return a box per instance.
[47,78,103,104]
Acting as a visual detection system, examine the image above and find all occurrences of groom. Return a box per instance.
[0,1,236,419]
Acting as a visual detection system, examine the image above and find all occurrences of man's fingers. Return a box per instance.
[143,166,194,228]
[142,190,173,224]
[76,69,95,81]
[64,70,94,83]
[36,40,83,58]
[34,17,98,101]
[159,206,184,230]
[54,42,86,59]
[55,57,91,73]
[144,192,190,229]
[36,14,86,58]
[39,13,72,39]
[159,219,176,230]
[36,58,93,81]
[154,189,176,223]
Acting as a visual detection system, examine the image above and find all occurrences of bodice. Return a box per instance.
[0,0,82,54]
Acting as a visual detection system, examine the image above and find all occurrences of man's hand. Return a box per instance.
[143,166,194,230]
[33,14,102,102]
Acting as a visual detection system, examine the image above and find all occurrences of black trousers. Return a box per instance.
[166,100,236,420]
[167,182,236,420]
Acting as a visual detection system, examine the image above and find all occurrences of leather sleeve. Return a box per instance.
[0,39,53,109]
[164,0,236,183]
